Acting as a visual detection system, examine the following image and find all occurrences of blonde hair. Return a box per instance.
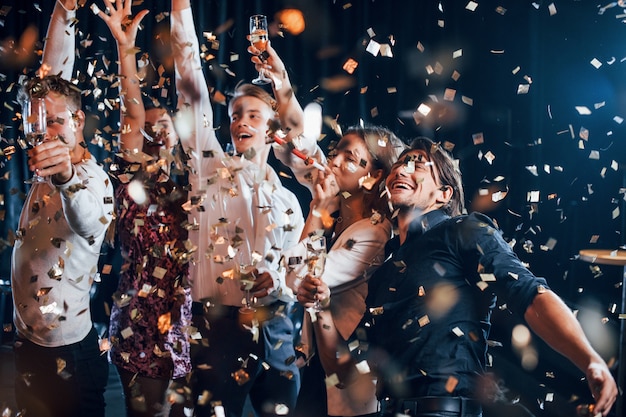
[227,83,277,116]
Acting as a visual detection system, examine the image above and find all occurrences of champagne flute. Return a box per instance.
[21,96,48,184]
[238,261,257,314]
[238,236,258,314]
[306,235,327,312]
[249,14,272,85]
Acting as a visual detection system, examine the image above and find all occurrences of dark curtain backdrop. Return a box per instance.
[1,1,625,416]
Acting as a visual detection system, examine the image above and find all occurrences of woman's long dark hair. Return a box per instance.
[341,125,406,219]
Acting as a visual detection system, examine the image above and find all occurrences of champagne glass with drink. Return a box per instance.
[238,237,258,315]
[20,93,48,184]
[306,235,327,312]
[249,14,271,85]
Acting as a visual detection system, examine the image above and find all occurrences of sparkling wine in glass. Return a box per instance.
[232,223,259,314]
[249,14,271,85]
[21,96,48,183]
[306,235,327,312]
[238,262,257,314]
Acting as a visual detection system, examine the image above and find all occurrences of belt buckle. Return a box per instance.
[380,397,397,416]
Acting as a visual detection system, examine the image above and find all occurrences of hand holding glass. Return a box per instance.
[249,14,271,85]
[306,236,327,312]
[238,263,257,314]
[22,97,47,183]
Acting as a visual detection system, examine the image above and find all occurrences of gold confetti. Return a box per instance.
[56,357,67,375]
[342,58,359,74]
[158,312,172,334]
[232,368,250,386]
[445,375,459,393]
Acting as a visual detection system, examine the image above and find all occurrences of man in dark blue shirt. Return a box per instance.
[297,137,617,417]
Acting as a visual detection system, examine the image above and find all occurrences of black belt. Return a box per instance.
[382,396,482,416]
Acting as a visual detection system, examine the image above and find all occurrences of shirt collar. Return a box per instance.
[386,209,451,254]
[407,208,451,237]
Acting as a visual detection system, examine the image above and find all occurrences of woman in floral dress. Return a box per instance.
[99,1,192,416]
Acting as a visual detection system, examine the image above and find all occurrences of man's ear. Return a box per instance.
[71,109,85,132]
[437,185,454,205]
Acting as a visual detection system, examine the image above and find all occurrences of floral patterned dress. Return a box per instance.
[109,158,192,379]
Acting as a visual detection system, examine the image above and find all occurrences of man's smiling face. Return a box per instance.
[229,95,274,156]
[386,149,450,214]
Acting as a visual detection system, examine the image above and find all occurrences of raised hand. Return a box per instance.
[248,40,286,88]
[96,0,149,48]
[311,168,340,218]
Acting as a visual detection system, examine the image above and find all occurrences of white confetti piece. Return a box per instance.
[366,39,381,56]
[548,3,557,15]
[466,1,478,11]
[417,103,432,116]
[380,44,393,57]
[527,190,540,202]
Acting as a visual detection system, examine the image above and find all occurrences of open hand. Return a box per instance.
[97,0,149,49]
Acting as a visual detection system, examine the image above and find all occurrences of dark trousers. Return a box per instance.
[190,304,300,417]
[14,327,109,417]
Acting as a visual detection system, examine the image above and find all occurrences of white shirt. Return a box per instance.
[171,8,303,306]
[12,157,114,347]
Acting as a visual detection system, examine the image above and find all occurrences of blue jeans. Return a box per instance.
[14,327,109,417]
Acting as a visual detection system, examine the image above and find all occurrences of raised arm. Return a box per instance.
[170,0,219,155]
[41,0,77,79]
[252,41,304,139]
[249,41,325,187]
[97,0,149,154]
[524,291,617,416]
